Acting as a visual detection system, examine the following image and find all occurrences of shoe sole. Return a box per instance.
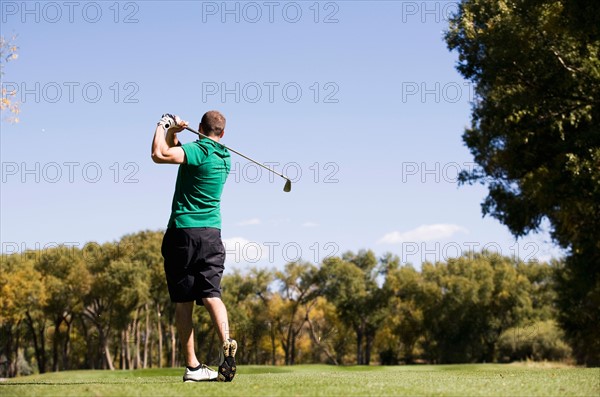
[218,339,237,382]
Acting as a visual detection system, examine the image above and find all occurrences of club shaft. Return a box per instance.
[184,126,289,181]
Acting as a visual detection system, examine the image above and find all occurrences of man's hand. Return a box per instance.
[157,114,188,132]
[171,115,189,132]
[157,114,176,129]
[152,114,187,164]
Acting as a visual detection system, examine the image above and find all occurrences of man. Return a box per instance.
[151,111,237,382]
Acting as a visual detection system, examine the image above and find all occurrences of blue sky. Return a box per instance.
[1,1,563,268]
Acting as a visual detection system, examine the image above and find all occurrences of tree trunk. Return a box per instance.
[79,315,95,369]
[306,317,338,365]
[289,315,308,365]
[113,337,120,370]
[12,326,20,377]
[3,325,15,377]
[170,324,177,367]
[100,329,115,370]
[143,304,150,368]
[135,310,141,369]
[124,325,133,369]
[355,324,364,365]
[270,322,276,365]
[39,320,47,372]
[280,323,290,365]
[157,304,163,367]
[365,329,375,365]
[149,332,154,368]
[52,316,62,371]
[120,330,125,369]
[25,311,47,373]
[290,333,296,365]
[62,317,72,370]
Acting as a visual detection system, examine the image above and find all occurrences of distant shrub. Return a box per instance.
[498,320,572,362]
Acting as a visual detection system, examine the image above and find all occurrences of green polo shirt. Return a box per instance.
[167,138,231,229]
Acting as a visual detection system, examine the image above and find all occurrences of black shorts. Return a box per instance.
[161,227,226,305]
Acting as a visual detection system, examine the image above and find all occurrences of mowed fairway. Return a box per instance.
[1,364,598,397]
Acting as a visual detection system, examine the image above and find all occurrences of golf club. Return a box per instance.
[184,125,292,193]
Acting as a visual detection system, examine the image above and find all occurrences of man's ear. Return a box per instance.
[219,129,225,139]
[198,123,204,135]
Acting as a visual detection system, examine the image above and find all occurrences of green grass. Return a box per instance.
[1,364,598,397]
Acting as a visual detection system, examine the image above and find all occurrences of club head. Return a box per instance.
[283,179,292,193]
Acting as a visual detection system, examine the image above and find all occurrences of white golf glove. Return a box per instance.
[157,113,177,130]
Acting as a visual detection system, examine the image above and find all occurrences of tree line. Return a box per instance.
[0,230,572,377]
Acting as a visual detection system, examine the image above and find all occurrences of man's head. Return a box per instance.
[199,110,226,138]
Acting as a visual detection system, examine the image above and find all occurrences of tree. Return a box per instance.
[420,252,532,363]
[381,259,425,364]
[0,253,46,376]
[516,259,558,321]
[445,0,600,365]
[318,250,389,364]
[553,255,600,365]
[35,246,91,371]
[81,243,149,370]
[119,230,168,368]
[273,261,318,365]
[0,34,20,122]
[304,296,343,365]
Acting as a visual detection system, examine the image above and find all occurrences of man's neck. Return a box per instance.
[201,133,220,143]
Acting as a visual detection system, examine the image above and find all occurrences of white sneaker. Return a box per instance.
[183,364,218,382]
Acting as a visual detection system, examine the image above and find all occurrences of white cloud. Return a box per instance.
[302,221,319,228]
[236,218,261,226]
[378,224,468,244]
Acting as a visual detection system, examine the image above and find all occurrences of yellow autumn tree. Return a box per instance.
[0,34,19,123]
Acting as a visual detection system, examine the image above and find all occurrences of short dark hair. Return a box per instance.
[201,110,226,137]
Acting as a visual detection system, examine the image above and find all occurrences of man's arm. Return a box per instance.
[151,115,187,164]
[166,127,181,148]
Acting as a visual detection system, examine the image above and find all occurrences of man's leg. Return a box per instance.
[202,297,229,342]
[175,302,200,368]
[204,297,237,382]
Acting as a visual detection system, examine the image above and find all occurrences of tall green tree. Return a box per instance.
[319,250,389,364]
[119,230,168,368]
[420,252,532,363]
[516,259,558,321]
[381,259,425,364]
[303,296,346,365]
[445,0,600,365]
[273,261,318,365]
[82,243,149,370]
[0,253,46,376]
[35,246,91,371]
